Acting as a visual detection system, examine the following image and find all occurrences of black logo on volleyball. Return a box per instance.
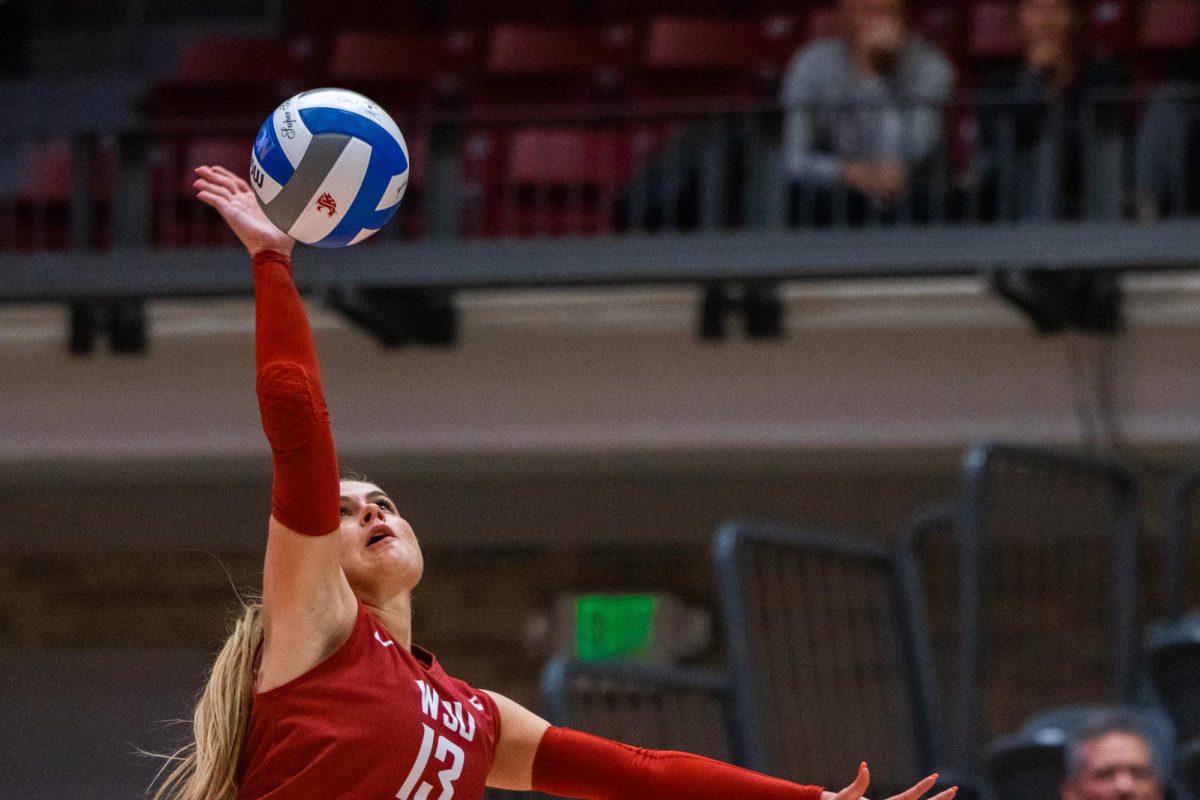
[279,109,297,140]
[250,162,265,189]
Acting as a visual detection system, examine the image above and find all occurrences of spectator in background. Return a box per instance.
[780,0,954,225]
[1132,33,1200,220]
[975,0,1127,221]
[1061,710,1165,800]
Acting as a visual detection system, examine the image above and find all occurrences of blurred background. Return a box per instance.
[4,0,1200,797]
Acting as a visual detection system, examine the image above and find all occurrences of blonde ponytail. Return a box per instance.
[150,602,263,800]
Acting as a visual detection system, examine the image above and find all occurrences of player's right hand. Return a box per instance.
[823,763,958,800]
[193,164,295,259]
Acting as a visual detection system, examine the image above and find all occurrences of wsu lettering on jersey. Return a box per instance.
[417,680,478,742]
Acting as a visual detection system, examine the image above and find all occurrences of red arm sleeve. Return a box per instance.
[531,726,824,800]
[252,249,340,536]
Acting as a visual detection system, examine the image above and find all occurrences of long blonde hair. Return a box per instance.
[150,602,263,800]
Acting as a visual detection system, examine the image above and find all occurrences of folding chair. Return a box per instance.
[540,657,734,761]
[1148,615,1200,743]
[1163,465,1200,621]
[952,444,1142,769]
[714,521,948,795]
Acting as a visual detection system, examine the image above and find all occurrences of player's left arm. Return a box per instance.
[482,690,551,791]
[483,690,953,800]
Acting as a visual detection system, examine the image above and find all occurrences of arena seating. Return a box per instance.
[1148,616,1200,745]
[1163,464,1200,620]
[538,657,733,760]
[478,23,635,107]
[915,444,1143,768]
[5,0,1200,250]
[142,36,309,135]
[893,444,1200,797]
[328,30,477,116]
[713,520,956,797]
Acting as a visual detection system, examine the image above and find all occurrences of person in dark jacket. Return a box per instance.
[975,0,1128,221]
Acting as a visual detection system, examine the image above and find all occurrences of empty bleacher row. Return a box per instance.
[506,443,1200,800]
[2,0,1199,251]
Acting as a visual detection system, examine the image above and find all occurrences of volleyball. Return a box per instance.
[250,88,409,248]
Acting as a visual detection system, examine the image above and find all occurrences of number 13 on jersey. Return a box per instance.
[396,723,465,800]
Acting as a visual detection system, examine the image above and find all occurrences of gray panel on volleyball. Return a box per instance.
[539,657,734,764]
[714,522,939,795]
[1163,466,1200,621]
[953,443,1142,769]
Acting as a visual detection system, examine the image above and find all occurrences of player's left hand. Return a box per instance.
[821,763,958,800]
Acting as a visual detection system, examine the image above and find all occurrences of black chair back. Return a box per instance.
[953,443,1141,767]
[714,521,939,795]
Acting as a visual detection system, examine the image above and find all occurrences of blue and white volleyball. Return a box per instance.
[250,88,409,247]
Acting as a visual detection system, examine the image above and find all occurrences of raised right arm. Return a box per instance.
[194,165,357,691]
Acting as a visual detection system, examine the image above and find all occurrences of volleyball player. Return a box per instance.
[152,164,960,800]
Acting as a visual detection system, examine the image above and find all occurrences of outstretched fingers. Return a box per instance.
[885,775,950,800]
[195,165,251,196]
[835,763,871,800]
[924,789,957,800]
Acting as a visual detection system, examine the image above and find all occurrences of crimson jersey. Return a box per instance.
[239,603,501,799]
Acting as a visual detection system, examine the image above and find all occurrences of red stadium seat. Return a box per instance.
[489,24,611,75]
[156,136,252,248]
[501,127,635,236]
[645,16,761,71]
[178,138,250,194]
[756,13,807,91]
[593,0,738,22]
[1085,0,1135,55]
[914,0,967,59]
[970,0,1021,59]
[509,127,635,186]
[3,137,115,250]
[329,30,477,117]
[287,0,420,32]
[441,0,572,26]
[805,5,843,41]
[145,36,304,135]
[1139,0,1200,49]
[175,37,295,88]
[760,12,804,61]
[637,16,764,101]
[478,23,634,106]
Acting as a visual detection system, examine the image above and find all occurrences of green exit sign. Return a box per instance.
[574,593,658,661]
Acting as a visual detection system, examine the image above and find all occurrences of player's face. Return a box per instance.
[337,481,424,598]
[1063,734,1162,800]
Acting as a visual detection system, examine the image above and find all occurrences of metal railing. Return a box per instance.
[2,87,1198,253]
